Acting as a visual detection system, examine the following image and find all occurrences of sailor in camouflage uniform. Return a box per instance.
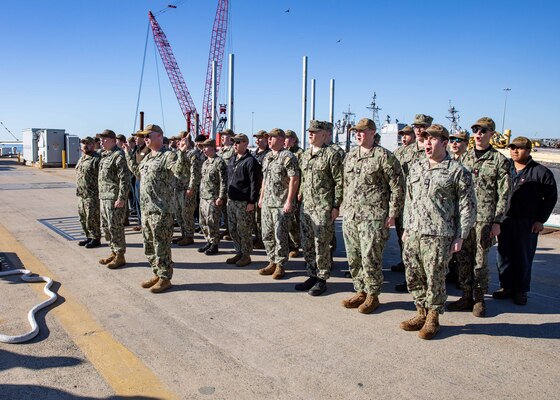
[218,129,236,240]
[341,118,404,313]
[258,128,300,279]
[96,129,130,269]
[226,134,262,267]
[400,124,476,339]
[284,129,304,257]
[390,125,416,272]
[447,117,512,317]
[197,139,228,256]
[172,131,201,246]
[125,124,190,293]
[392,114,433,292]
[252,130,271,249]
[75,136,101,248]
[294,121,343,296]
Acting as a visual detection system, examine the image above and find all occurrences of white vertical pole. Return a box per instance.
[329,79,335,124]
[211,60,217,139]
[310,79,316,121]
[228,54,234,130]
[301,56,308,149]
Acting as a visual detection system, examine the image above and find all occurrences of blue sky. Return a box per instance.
[1,0,559,143]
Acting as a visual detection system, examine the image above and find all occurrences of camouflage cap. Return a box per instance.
[133,129,145,137]
[398,125,414,136]
[80,136,95,144]
[508,136,532,149]
[267,128,286,138]
[178,131,190,139]
[412,114,433,127]
[307,120,333,132]
[162,136,169,145]
[285,129,299,142]
[353,118,377,132]
[96,129,116,139]
[202,138,216,147]
[232,133,249,142]
[194,134,207,143]
[94,137,100,142]
[254,130,268,138]
[450,130,470,140]
[116,134,126,142]
[425,124,450,140]
[139,124,164,136]
[471,117,496,132]
[127,136,136,143]
[221,128,235,136]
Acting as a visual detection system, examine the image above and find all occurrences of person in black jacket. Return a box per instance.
[494,136,558,305]
[226,134,263,267]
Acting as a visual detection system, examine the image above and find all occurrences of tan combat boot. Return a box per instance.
[258,262,276,275]
[272,265,285,279]
[472,289,486,317]
[150,278,172,293]
[177,237,194,246]
[341,292,367,308]
[358,294,380,314]
[141,275,160,289]
[400,305,427,331]
[235,255,252,267]
[226,254,243,264]
[99,252,116,265]
[107,253,126,269]
[418,310,440,340]
[289,249,300,258]
[447,290,474,311]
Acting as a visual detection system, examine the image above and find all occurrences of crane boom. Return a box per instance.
[201,0,229,136]
[148,11,198,129]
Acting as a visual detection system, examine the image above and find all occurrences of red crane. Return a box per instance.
[201,0,229,136]
[148,10,198,131]
[148,1,229,136]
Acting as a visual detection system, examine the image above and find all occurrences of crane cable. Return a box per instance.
[153,41,166,133]
[133,22,151,133]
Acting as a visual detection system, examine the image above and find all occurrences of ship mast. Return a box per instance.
[366,92,382,130]
[446,101,460,134]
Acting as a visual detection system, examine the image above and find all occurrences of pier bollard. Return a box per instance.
[39,154,43,169]
[62,150,67,169]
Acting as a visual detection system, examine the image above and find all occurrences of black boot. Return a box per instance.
[205,243,219,255]
[85,238,101,248]
[308,279,327,296]
[295,276,317,291]
[78,238,91,246]
[198,242,212,253]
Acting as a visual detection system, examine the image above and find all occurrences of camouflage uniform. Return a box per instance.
[299,145,343,279]
[342,146,404,294]
[403,155,476,313]
[330,142,346,161]
[253,146,271,244]
[455,148,512,293]
[200,156,227,245]
[76,152,101,240]
[218,145,235,234]
[393,142,425,258]
[261,150,300,267]
[173,149,201,239]
[126,148,188,279]
[99,145,130,255]
[288,144,305,251]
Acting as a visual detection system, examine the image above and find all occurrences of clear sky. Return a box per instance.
[1,0,559,143]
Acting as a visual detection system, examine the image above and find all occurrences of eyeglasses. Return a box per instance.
[450,138,466,143]
[472,127,489,134]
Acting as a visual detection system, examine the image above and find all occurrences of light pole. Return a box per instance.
[501,88,511,133]
[251,112,254,135]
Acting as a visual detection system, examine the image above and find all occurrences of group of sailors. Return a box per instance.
[75,113,557,340]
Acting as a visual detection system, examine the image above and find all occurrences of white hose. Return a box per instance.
[0,268,58,344]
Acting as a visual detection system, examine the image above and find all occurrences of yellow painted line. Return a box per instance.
[0,223,179,400]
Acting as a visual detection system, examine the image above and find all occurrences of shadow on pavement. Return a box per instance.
[0,349,82,372]
[436,321,560,340]
[0,385,159,400]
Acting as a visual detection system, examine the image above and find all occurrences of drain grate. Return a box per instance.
[38,216,86,241]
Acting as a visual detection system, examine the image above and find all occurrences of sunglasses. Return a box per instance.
[472,127,489,134]
[509,145,527,150]
[450,138,466,143]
